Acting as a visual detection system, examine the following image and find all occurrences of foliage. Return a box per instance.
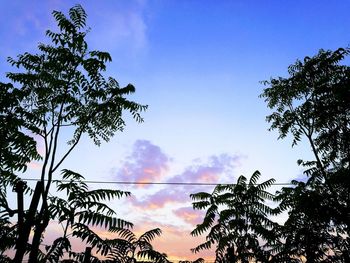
[271,181,337,262]
[0,4,146,262]
[106,227,170,263]
[261,47,350,262]
[42,169,132,262]
[0,216,17,262]
[260,47,350,170]
[0,83,41,175]
[0,68,41,253]
[0,77,41,262]
[191,171,277,263]
[179,259,205,263]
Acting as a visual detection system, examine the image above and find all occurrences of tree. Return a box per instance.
[260,47,350,170]
[106,228,170,263]
[260,47,350,261]
[190,171,277,263]
[0,4,147,262]
[271,181,336,262]
[179,258,205,263]
[0,71,42,262]
[43,169,132,262]
[0,83,41,180]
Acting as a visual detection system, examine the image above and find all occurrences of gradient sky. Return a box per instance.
[1,0,350,261]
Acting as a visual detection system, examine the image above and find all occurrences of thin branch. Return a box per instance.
[45,101,65,195]
[52,130,83,173]
[56,122,76,127]
[40,106,55,183]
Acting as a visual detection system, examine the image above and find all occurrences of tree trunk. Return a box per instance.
[28,207,50,263]
[13,181,43,263]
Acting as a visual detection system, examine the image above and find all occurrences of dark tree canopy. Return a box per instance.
[105,227,170,263]
[261,47,350,262]
[260,47,350,171]
[0,5,148,262]
[191,171,277,263]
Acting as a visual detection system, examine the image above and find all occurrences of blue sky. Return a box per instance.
[1,0,350,261]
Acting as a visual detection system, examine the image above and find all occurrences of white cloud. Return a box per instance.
[87,2,149,55]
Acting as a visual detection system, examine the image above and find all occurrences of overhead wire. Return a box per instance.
[21,178,294,186]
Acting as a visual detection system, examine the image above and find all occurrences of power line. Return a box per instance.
[21,178,294,186]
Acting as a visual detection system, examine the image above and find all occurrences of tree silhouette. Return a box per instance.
[261,47,350,261]
[0,216,16,262]
[191,171,277,262]
[260,48,350,171]
[179,258,205,263]
[106,228,170,263]
[0,4,146,262]
[42,169,132,262]
[271,181,335,262]
[0,81,42,261]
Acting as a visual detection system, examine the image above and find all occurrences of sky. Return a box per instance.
[1,0,350,261]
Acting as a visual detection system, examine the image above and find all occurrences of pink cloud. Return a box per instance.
[168,154,240,185]
[114,140,170,187]
[174,207,204,226]
[128,153,241,210]
[129,187,188,209]
[27,161,42,170]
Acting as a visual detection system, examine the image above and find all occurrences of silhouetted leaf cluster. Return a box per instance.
[0,4,149,263]
[191,47,350,262]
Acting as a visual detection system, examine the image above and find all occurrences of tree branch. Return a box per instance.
[52,130,83,173]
